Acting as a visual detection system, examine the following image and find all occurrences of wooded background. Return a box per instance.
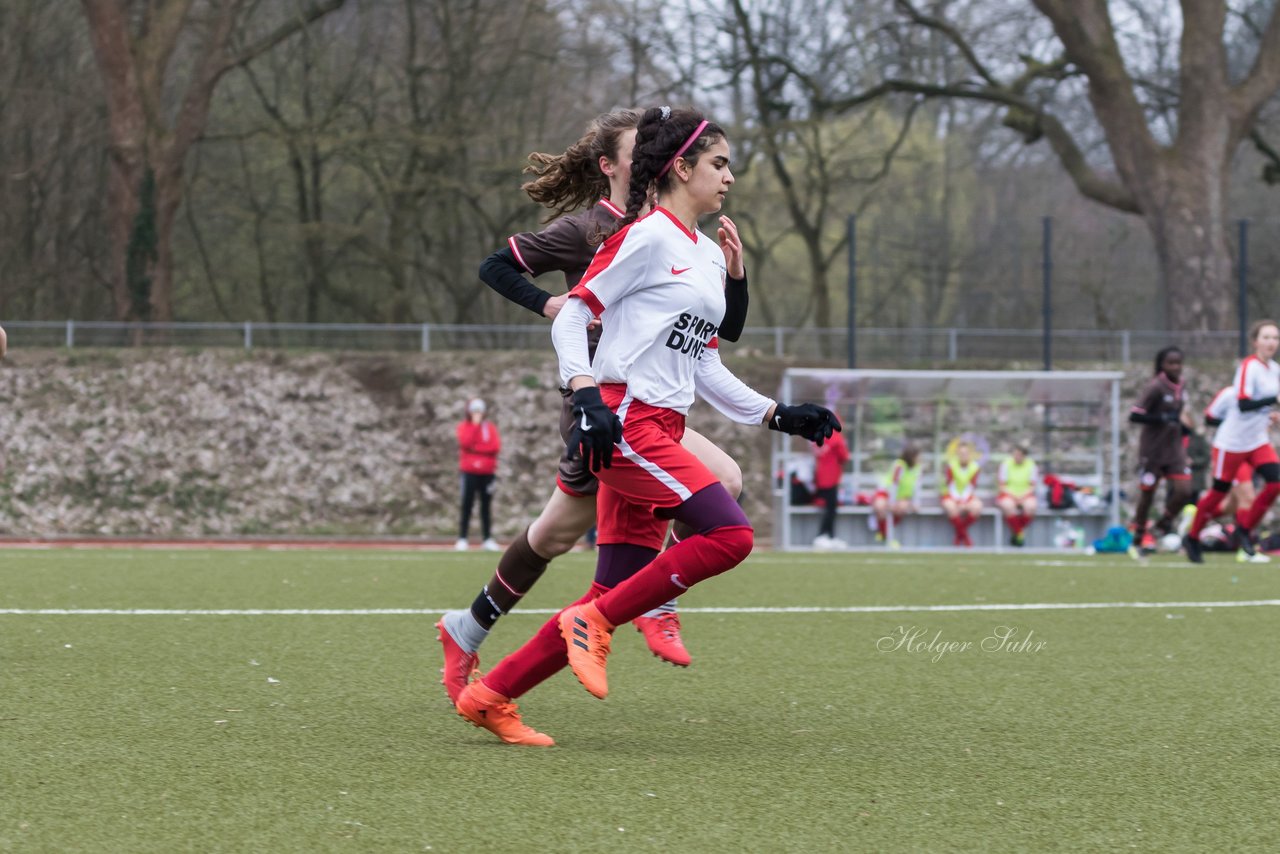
[1,1,1278,336]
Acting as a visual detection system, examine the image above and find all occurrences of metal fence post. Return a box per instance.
[775,327,784,357]
[421,323,430,352]
[66,319,75,349]
[1121,330,1130,365]
[244,321,252,350]
[948,328,958,362]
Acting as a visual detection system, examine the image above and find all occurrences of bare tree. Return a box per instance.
[80,0,345,321]
[781,0,1280,332]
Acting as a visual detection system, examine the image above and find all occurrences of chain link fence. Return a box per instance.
[0,320,1242,366]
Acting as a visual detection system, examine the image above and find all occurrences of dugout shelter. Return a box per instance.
[773,369,1126,551]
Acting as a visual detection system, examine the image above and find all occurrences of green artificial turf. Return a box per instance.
[3,547,1279,852]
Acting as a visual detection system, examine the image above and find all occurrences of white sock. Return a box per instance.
[441,609,488,654]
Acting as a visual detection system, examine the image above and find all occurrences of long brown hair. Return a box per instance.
[521,109,641,220]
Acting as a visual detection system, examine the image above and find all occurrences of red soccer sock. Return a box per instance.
[1189,489,1228,538]
[1239,482,1280,531]
[482,582,610,699]
[876,517,888,538]
[593,526,753,627]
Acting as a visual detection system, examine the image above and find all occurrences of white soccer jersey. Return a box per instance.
[1205,386,1233,423]
[1212,357,1280,452]
[557,207,728,413]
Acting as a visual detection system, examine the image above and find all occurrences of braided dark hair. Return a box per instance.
[1153,345,1183,375]
[614,106,725,233]
[522,109,641,220]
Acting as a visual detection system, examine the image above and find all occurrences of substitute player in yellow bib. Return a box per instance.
[941,440,983,547]
[996,444,1039,547]
[871,445,921,547]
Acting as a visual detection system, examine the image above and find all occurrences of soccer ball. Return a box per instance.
[1160,532,1183,553]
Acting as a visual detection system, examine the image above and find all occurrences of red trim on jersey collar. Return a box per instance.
[652,206,698,243]
[597,198,624,218]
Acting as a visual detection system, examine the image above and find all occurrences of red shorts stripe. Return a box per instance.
[592,384,719,550]
[1210,446,1266,484]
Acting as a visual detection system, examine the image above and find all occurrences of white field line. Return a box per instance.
[4,600,1280,616]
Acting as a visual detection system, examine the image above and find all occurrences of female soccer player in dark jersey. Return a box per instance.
[1126,346,1191,557]
[436,109,751,702]
[452,106,839,745]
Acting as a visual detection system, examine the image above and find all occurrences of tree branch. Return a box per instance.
[893,0,999,88]
[1251,128,1280,186]
[227,0,346,72]
[1231,3,1280,126]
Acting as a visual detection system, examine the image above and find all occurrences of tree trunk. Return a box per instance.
[1145,194,1235,334]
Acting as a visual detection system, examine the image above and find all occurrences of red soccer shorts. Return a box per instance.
[1212,444,1277,483]
[592,384,721,551]
[1209,446,1257,485]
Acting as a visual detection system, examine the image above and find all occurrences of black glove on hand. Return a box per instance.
[768,403,842,446]
[568,386,623,472]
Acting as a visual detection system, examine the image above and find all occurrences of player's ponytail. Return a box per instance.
[613,106,725,233]
[523,109,642,220]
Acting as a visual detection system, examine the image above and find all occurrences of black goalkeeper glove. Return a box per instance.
[568,386,623,472]
[768,403,842,446]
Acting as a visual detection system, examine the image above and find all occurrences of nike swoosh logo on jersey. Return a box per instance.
[580,413,592,431]
[774,415,783,429]
[671,265,692,275]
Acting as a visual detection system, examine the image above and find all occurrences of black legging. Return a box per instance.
[816,486,839,537]
[459,473,495,540]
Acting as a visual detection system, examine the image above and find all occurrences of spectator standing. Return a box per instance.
[812,427,850,550]
[456,398,501,552]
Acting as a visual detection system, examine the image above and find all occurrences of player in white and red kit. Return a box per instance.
[1202,385,1257,520]
[1184,321,1280,563]
[435,111,756,701]
[453,107,839,745]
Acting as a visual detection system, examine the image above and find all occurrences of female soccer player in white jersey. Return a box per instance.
[1202,385,1256,520]
[1184,320,1280,564]
[452,106,840,745]
[436,110,752,702]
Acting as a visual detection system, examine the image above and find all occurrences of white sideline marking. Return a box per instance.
[4,600,1280,616]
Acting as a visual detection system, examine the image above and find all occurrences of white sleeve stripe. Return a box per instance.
[507,236,533,274]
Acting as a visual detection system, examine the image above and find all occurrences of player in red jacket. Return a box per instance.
[456,398,501,551]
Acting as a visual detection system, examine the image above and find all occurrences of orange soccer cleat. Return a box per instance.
[454,681,554,747]
[559,602,615,699]
[633,612,692,667]
[435,616,480,704]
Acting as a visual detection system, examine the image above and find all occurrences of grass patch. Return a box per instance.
[2,549,1278,851]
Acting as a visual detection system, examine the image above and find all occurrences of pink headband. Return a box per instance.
[657,120,709,179]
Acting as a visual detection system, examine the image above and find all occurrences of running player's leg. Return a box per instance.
[457,482,661,738]
[635,426,737,665]
[1130,467,1158,545]
[1234,447,1280,545]
[1185,450,1244,562]
[558,402,753,697]
[1154,470,1191,535]
[436,484,595,702]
